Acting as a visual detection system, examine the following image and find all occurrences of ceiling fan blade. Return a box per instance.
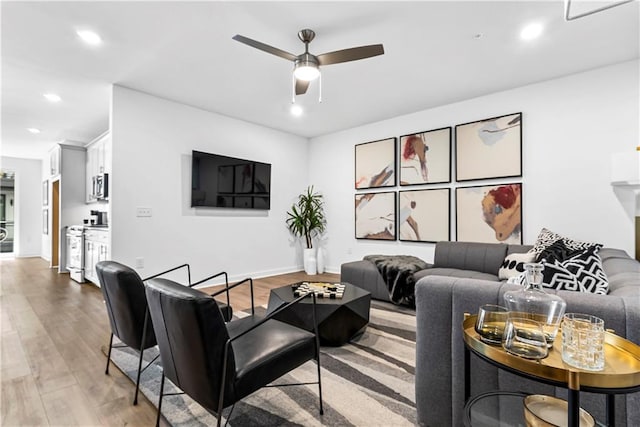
[232,34,297,61]
[295,79,310,95]
[317,44,384,66]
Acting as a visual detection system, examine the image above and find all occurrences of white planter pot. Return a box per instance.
[303,248,317,275]
[316,247,325,274]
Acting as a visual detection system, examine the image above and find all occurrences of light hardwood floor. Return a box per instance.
[1,257,339,426]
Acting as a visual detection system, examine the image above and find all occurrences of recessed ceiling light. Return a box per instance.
[43,93,61,103]
[290,105,303,117]
[520,23,544,41]
[76,29,102,46]
[27,128,41,134]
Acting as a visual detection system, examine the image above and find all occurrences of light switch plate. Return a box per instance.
[136,207,152,217]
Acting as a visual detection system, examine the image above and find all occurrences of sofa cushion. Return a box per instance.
[498,251,536,280]
[608,285,640,298]
[608,271,640,294]
[598,247,633,261]
[507,244,533,255]
[601,256,640,276]
[434,241,508,275]
[415,267,499,282]
[531,228,602,256]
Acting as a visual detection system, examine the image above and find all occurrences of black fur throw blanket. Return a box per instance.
[364,255,429,306]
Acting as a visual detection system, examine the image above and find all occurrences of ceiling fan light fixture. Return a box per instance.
[294,58,320,81]
[294,65,320,81]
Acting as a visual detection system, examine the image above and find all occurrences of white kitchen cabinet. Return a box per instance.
[85,131,111,203]
[48,145,61,177]
[86,144,97,202]
[83,228,109,286]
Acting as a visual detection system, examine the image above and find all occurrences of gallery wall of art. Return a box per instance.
[309,60,639,271]
[353,113,523,245]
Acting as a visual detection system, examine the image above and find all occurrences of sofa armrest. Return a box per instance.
[415,276,511,426]
[340,260,391,301]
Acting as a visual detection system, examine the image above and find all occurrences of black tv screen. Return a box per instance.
[191,150,271,209]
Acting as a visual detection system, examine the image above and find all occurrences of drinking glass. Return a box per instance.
[475,304,508,345]
[561,313,605,371]
[502,317,548,360]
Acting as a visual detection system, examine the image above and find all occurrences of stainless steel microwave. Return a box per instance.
[92,173,109,200]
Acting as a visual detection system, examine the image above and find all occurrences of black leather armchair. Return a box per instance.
[96,261,233,405]
[144,277,323,427]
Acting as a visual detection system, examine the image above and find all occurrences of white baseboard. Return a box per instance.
[1,253,42,259]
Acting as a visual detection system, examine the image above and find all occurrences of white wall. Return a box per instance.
[310,60,639,270]
[110,85,310,281]
[38,145,88,265]
[58,145,88,271]
[40,150,53,261]
[0,156,42,257]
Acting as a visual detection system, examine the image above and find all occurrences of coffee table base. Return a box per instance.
[266,282,371,346]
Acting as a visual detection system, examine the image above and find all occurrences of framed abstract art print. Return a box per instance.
[455,112,522,182]
[456,183,522,244]
[355,138,396,189]
[355,191,397,240]
[399,188,450,243]
[399,127,451,186]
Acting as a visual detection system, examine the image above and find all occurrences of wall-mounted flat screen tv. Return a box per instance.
[191,150,271,209]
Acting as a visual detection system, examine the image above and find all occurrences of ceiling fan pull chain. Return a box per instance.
[319,73,322,103]
[292,73,296,104]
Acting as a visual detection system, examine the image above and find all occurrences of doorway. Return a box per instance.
[51,179,60,268]
[0,170,15,255]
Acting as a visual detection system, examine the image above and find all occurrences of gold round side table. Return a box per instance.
[462,314,640,427]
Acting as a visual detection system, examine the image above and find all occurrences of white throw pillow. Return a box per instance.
[499,251,536,280]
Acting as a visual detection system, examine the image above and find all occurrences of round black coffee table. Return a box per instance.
[266,282,371,346]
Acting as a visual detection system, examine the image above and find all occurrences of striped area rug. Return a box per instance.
[107,301,417,426]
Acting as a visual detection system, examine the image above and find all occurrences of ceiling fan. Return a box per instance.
[232,29,384,100]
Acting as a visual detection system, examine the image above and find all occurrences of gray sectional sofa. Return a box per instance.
[340,241,640,426]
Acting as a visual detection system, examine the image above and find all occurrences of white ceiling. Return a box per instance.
[2,1,638,160]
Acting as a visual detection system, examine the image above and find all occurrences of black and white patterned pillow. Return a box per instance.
[541,261,581,291]
[531,228,602,256]
[542,247,609,295]
[499,251,536,280]
[536,239,582,264]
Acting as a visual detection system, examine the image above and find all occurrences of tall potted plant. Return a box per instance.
[286,186,326,274]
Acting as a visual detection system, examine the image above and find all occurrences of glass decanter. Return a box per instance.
[503,262,566,348]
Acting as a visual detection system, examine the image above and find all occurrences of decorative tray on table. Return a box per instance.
[462,314,640,390]
[292,282,346,299]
